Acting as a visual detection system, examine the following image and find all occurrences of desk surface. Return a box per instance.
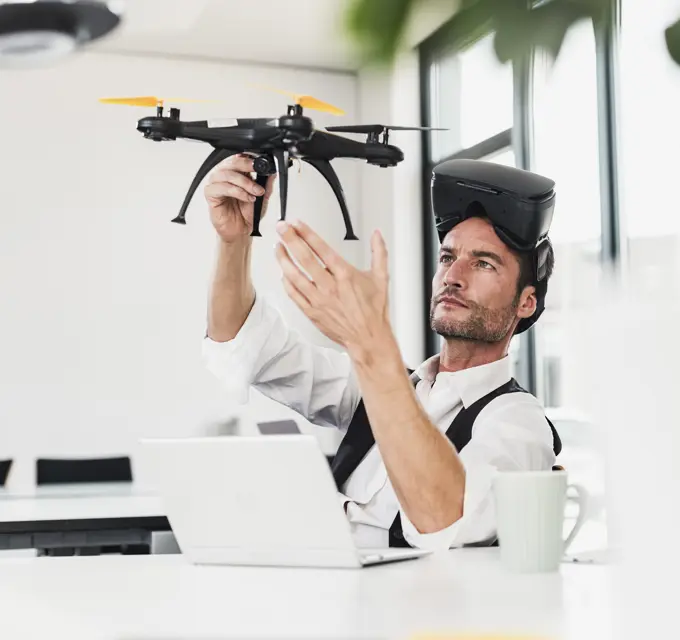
[0,548,612,640]
[0,482,148,499]
[0,484,167,534]
[0,483,608,559]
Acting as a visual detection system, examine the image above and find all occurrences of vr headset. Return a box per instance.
[431,159,556,334]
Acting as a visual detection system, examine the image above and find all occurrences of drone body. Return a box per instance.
[102,94,441,240]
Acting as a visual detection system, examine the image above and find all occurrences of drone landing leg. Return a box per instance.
[171,148,236,225]
[302,158,358,240]
[251,173,270,237]
[273,150,289,223]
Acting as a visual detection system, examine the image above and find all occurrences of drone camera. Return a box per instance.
[253,155,276,175]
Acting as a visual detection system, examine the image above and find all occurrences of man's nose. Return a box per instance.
[443,260,467,289]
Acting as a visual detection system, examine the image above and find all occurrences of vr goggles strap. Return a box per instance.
[535,237,550,282]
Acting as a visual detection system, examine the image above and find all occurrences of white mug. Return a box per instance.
[493,470,588,573]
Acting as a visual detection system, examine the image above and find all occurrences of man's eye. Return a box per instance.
[478,260,494,270]
[439,255,452,264]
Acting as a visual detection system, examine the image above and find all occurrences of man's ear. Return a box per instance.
[517,286,537,320]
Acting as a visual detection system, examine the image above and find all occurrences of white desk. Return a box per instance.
[0,484,169,554]
[0,548,613,640]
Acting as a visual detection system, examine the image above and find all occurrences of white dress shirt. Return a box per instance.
[202,292,556,552]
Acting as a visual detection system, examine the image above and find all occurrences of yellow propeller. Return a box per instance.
[98,96,218,108]
[248,84,345,116]
[100,88,344,116]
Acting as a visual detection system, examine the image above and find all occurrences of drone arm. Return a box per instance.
[273,150,289,223]
[302,158,358,241]
[171,148,236,225]
[250,173,269,237]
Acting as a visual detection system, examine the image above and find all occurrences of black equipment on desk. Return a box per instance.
[36,456,132,485]
[0,459,12,486]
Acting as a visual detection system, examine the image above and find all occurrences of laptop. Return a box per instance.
[140,434,432,568]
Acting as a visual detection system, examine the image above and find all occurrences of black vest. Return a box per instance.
[330,373,562,548]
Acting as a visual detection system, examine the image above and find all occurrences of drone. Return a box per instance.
[100,90,443,240]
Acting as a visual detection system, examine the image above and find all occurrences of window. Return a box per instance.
[483,148,515,167]
[427,34,513,162]
[532,20,603,409]
[620,0,680,292]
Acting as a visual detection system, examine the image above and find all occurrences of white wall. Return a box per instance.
[357,52,426,370]
[0,51,360,488]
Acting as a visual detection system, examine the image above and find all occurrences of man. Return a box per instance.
[202,154,558,552]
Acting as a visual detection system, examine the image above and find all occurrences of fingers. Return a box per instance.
[275,242,318,301]
[283,219,342,273]
[204,181,256,204]
[276,221,333,288]
[207,168,266,197]
[281,272,312,314]
[206,154,277,209]
[212,154,256,175]
[370,230,389,284]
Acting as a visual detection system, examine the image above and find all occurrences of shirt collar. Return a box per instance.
[413,353,512,409]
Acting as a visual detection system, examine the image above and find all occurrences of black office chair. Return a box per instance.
[0,459,12,486]
[34,456,143,557]
[36,455,132,485]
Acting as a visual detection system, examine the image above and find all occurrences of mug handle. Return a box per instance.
[563,483,589,551]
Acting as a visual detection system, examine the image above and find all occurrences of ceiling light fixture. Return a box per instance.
[0,0,123,68]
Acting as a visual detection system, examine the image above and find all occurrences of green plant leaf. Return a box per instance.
[493,0,595,63]
[344,0,416,66]
[490,0,533,63]
[424,0,496,56]
[343,0,680,69]
[665,17,680,65]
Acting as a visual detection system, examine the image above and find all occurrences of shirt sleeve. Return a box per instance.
[400,393,556,552]
[202,291,362,431]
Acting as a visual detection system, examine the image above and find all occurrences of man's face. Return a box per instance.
[430,217,536,343]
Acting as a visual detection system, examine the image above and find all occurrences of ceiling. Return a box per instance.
[92,0,362,72]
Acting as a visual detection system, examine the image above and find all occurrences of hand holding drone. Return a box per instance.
[205,154,277,244]
[100,89,443,240]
